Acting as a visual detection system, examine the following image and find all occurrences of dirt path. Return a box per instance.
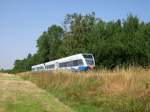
[0,73,74,112]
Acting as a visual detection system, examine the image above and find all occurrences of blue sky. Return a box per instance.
[0,0,150,69]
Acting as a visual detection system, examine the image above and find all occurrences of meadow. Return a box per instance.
[0,73,74,112]
[19,67,150,112]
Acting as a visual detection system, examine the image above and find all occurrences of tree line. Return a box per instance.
[12,12,150,72]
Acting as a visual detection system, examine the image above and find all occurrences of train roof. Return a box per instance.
[32,63,45,68]
[45,53,93,65]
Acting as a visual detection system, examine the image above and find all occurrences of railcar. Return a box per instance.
[31,64,45,71]
[31,53,95,72]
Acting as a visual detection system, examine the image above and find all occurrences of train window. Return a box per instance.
[78,59,83,65]
[45,64,54,69]
[73,60,78,66]
[59,59,83,67]
[68,61,73,67]
[59,62,66,67]
[73,59,83,66]
[37,66,44,70]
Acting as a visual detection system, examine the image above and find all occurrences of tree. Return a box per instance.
[36,25,64,62]
[12,13,150,72]
[63,12,97,55]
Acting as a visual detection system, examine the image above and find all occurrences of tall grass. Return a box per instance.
[19,68,150,112]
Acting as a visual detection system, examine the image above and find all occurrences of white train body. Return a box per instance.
[32,53,95,72]
[31,64,45,71]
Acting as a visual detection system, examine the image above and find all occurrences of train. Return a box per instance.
[31,53,95,72]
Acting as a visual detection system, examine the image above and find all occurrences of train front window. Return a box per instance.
[83,54,94,65]
[85,59,94,65]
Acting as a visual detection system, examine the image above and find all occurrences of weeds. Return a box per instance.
[19,68,150,112]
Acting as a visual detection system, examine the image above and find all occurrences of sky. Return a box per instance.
[0,0,150,69]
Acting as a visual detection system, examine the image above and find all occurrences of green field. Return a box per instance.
[0,68,150,112]
[19,68,150,112]
[0,73,74,112]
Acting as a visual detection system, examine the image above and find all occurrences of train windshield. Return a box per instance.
[83,54,95,66]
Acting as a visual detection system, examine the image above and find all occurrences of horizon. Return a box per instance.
[0,0,150,69]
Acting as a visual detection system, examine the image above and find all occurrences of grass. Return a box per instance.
[19,67,150,112]
[0,73,75,112]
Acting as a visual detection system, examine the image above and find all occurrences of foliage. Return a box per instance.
[12,13,150,72]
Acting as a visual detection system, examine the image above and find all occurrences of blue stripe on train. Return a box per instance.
[78,66,88,71]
